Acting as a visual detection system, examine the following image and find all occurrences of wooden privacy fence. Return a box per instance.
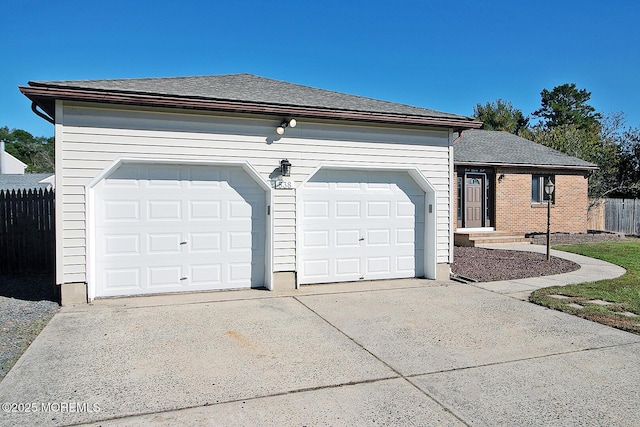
[588,198,640,236]
[0,188,55,274]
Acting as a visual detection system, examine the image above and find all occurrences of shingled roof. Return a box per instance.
[0,173,54,192]
[455,129,597,170]
[20,74,481,129]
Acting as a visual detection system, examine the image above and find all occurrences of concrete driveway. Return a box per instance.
[1,279,639,426]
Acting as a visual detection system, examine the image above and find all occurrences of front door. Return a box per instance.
[465,174,483,228]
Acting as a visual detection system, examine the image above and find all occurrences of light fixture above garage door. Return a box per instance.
[276,118,297,135]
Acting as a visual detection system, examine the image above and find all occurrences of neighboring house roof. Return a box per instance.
[20,74,482,130]
[0,140,27,174]
[0,174,55,192]
[1,151,27,175]
[454,129,598,170]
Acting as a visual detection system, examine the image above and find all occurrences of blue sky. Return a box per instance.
[2,0,640,137]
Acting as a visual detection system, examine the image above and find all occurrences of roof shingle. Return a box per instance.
[454,129,597,169]
[0,174,54,191]
[27,73,476,122]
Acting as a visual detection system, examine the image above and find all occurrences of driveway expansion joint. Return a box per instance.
[292,295,472,426]
[404,340,640,378]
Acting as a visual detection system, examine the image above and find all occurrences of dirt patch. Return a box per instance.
[451,247,580,282]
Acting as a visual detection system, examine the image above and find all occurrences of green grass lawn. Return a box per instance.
[530,241,640,334]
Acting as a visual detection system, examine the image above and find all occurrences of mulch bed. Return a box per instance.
[451,246,580,282]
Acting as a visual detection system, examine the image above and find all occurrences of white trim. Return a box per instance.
[456,227,496,232]
[296,164,438,286]
[54,101,65,287]
[448,130,454,264]
[463,171,490,229]
[85,157,273,300]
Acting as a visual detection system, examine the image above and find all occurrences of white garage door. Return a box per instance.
[94,163,266,297]
[299,169,425,285]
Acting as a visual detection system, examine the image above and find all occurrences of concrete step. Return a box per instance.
[454,232,531,247]
[471,236,531,244]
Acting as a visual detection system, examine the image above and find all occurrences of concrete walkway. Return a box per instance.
[474,243,627,300]
[0,248,637,426]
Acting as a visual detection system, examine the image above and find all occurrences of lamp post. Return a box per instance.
[544,177,555,261]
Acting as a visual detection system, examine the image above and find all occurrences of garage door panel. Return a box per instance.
[189,233,221,252]
[147,200,182,221]
[367,257,390,274]
[303,230,329,248]
[147,165,181,186]
[103,268,141,290]
[148,266,182,288]
[367,229,390,245]
[229,263,252,281]
[397,201,417,217]
[186,167,222,185]
[190,264,222,286]
[94,163,266,297]
[189,201,221,220]
[103,201,140,222]
[104,234,140,256]
[336,229,361,247]
[396,228,415,244]
[148,233,182,254]
[228,232,252,251]
[300,170,425,285]
[396,256,416,272]
[335,201,359,218]
[304,201,330,218]
[367,201,391,217]
[335,258,360,276]
[335,181,360,189]
[303,259,330,277]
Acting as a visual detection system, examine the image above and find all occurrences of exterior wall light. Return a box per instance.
[280,159,291,177]
[544,177,555,197]
[276,118,297,135]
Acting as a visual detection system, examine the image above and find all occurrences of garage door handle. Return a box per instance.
[180,277,188,281]
[359,237,365,241]
[180,241,188,245]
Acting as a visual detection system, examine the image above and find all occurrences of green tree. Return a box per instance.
[532,83,602,131]
[0,126,55,173]
[530,112,640,199]
[473,99,529,135]
[612,124,640,198]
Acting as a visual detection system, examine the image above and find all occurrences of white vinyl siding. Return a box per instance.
[57,101,452,285]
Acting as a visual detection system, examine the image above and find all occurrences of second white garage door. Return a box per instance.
[93,163,266,297]
[299,169,425,285]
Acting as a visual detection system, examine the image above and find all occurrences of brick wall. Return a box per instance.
[494,168,589,234]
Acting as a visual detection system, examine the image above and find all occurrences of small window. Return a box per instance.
[532,175,555,203]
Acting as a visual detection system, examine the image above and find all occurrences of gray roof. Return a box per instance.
[454,129,597,169]
[0,174,54,192]
[27,73,473,122]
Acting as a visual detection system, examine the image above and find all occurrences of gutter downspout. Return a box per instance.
[31,102,54,124]
[452,129,464,145]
